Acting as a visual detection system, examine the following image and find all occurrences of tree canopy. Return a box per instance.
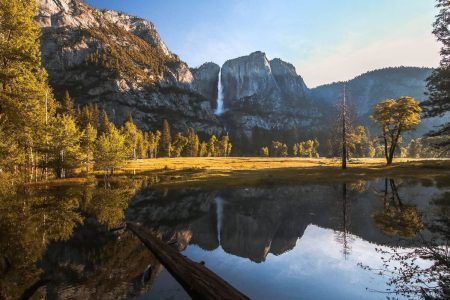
[423,0,450,148]
[372,97,421,164]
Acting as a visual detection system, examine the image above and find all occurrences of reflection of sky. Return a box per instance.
[180,225,409,300]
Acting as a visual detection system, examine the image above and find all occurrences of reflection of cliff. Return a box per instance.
[41,221,164,299]
[127,179,439,263]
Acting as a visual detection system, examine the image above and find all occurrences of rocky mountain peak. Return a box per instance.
[191,62,220,107]
[37,0,172,58]
[36,0,222,134]
[221,51,279,107]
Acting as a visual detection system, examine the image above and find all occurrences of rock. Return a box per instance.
[37,0,223,134]
[219,51,325,150]
[36,0,441,153]
[191,62,220,107]
[222,51,282,111]
[269,58,308,101]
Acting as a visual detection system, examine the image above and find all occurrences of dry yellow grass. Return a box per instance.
[122,157,449,172]
[119,157,450,188]
[24,157,449,188]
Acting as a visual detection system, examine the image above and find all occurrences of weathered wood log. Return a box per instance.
[126,222,249,300]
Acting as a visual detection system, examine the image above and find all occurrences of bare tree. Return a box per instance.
[338,84,351,169]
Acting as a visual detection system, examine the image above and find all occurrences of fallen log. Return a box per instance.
[126,222,249,300]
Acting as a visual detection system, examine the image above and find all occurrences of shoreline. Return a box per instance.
[22,157,450,189]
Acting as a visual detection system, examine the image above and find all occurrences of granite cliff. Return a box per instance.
[37,0,223,134]
[36,0,440,154]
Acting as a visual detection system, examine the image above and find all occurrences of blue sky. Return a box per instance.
[85,0,440,87]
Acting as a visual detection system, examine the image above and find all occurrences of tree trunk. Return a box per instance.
[382,127,389,164]
[127,222,249,300]
[342,110,347,169]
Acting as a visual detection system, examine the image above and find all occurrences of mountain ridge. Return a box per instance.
[36,0,442,154]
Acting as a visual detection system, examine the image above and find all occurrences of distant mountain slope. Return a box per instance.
[36,1,445,152]
[310,67,446,137]
[310,67,432,113]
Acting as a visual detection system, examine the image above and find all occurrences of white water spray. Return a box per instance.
[215,68,224,115]
[215,197,224,243]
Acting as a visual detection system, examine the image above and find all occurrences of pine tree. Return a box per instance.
[160,119,171,157]
[98,110,111,136]
[172,132,188,157]
[78,103,101,130]
[184,128,199,157]
[199,141,207,157]
[207,135,218,157]
[60,90,75,116]
[219,135,231,157]
[122,114,140,160]
[422,0,450,148]
[80,123,97,174]
[148,130,161,158]
[94,124,127,175]
[271,141,288,157]
[136,132,148,159]
[260,146,269,157]
[0,0,57,178]
[48,114,83,178]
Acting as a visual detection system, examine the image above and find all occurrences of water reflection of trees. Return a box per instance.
[334,181,367,259]
[82,179,143,229]
[361,183,449,299]
[373,178,423,238]
[0,178,145,299]
[0,187,83,298]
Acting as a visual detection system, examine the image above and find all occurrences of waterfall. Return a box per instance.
[215,68,224,115]
[215,197,224,244]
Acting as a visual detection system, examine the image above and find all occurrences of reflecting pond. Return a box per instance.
[0,177,449,299]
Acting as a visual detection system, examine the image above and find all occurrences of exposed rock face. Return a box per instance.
[36,0,442,151]
[269,58,308,101]
[37,0,222,134]
[218,52,326,154]
[220,52,321,136]
[191,62,220,108]
[221,51,309,112]
[222,51,282,111]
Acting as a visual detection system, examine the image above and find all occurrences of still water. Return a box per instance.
[0,177,448,299]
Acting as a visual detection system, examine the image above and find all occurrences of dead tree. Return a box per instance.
[339,84,351,169]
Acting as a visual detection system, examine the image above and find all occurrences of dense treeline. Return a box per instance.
[0,0,445,183]
[0,0,233,180]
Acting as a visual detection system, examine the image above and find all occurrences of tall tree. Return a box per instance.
[94,124,127,175]
[60,90,75,117]
[98,110,111,136]
[207,135,218,157]
[122,114,140,160]
[48,114,82,178]
[422,0,450,148]
[0,0,57,178]
[80,123,97,174]
[184,127,199,157]
[148,130,161,158]
[339,85,350,169]
[218,135,232,157]
[199,141,207,157]
[160,119,172,157]
[372,97,421,165]
[172,132,188,157]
